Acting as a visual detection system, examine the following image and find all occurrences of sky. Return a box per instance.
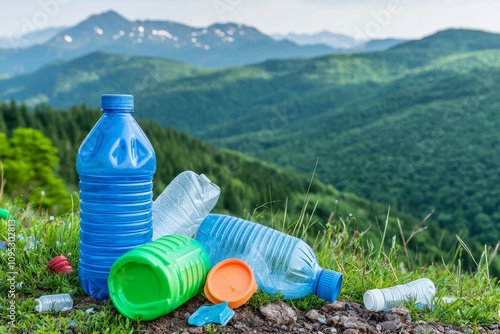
[1,0,500,39]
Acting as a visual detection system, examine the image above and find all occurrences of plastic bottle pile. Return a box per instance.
[35,93,434,323]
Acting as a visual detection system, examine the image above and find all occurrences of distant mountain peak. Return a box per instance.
[0,10,336,74]
[207,22,262,35]
[390,28,500,54]
[208,22,244,29]
[73,9,131,28]
[272,31,357,49]
[88,10,130,21]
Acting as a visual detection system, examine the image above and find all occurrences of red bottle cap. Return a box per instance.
[48,255,73,274]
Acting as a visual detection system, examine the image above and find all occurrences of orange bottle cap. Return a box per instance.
[204,258,257,308]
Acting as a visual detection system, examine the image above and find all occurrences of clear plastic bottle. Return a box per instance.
[195,214,343,301]
[152,171,220,239]
[77,94,156,300]
[363,278,436,311]
[35,293,73,312]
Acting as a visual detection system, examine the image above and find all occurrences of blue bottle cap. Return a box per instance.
[316,269,343,302]
[101,94,134,110]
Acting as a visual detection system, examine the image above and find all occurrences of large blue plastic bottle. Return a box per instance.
[77,94,156,300]
[195,214,343,301]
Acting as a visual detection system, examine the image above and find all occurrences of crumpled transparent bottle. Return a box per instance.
[195,214,343,301]
[152,171,220,239]
[363,278,436,311]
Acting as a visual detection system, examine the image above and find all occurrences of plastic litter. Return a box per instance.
[363,278,436,312]
[188,301,235,326]
[195,214,343,301]
[0,241,6,251]
[0,208,9,219]
[441,296,457,304]
[35,293,73,312]
[204,258,257,308]
[108,235,210,321]
[78,94,156,300]
[48,255,73,274]
[152,171,220,239]
[24,235,37,250]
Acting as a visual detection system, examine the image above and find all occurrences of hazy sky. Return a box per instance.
[1,0,500,39]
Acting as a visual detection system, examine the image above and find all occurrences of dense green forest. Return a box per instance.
[0,100,471,271]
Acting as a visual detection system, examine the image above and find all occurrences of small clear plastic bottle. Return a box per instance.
[35,293,73,312]
[363,278,436,311]
[152,171,220,239]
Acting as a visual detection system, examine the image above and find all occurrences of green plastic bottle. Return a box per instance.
[108,235,210,321]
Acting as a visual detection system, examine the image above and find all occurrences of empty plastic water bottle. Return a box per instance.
[35,293,73,312]
[152,171,220,239]
[195,214,343,301]
[77,94,156,300]
[363,278,436,311]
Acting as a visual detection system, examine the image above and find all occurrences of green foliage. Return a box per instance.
[204,324,225,334]
[0,127,71,213]
[246,290,285,312]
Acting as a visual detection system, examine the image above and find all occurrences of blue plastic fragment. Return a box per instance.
[188,301,235,326]
[0,241,6,251]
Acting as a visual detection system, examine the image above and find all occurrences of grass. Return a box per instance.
[0,196,499,333]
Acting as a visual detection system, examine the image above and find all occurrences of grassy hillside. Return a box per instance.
[0,52,207,107]
[1,199,498,332]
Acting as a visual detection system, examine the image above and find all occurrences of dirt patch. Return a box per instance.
[136,296,500,334]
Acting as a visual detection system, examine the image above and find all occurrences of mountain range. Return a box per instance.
[272,31,359,49]
[0,26,67,49]
[272,31,409,52]
[0,10,338,74]
[0,11,414,76]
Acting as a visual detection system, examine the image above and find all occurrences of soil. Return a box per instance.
[77,295,500,334]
